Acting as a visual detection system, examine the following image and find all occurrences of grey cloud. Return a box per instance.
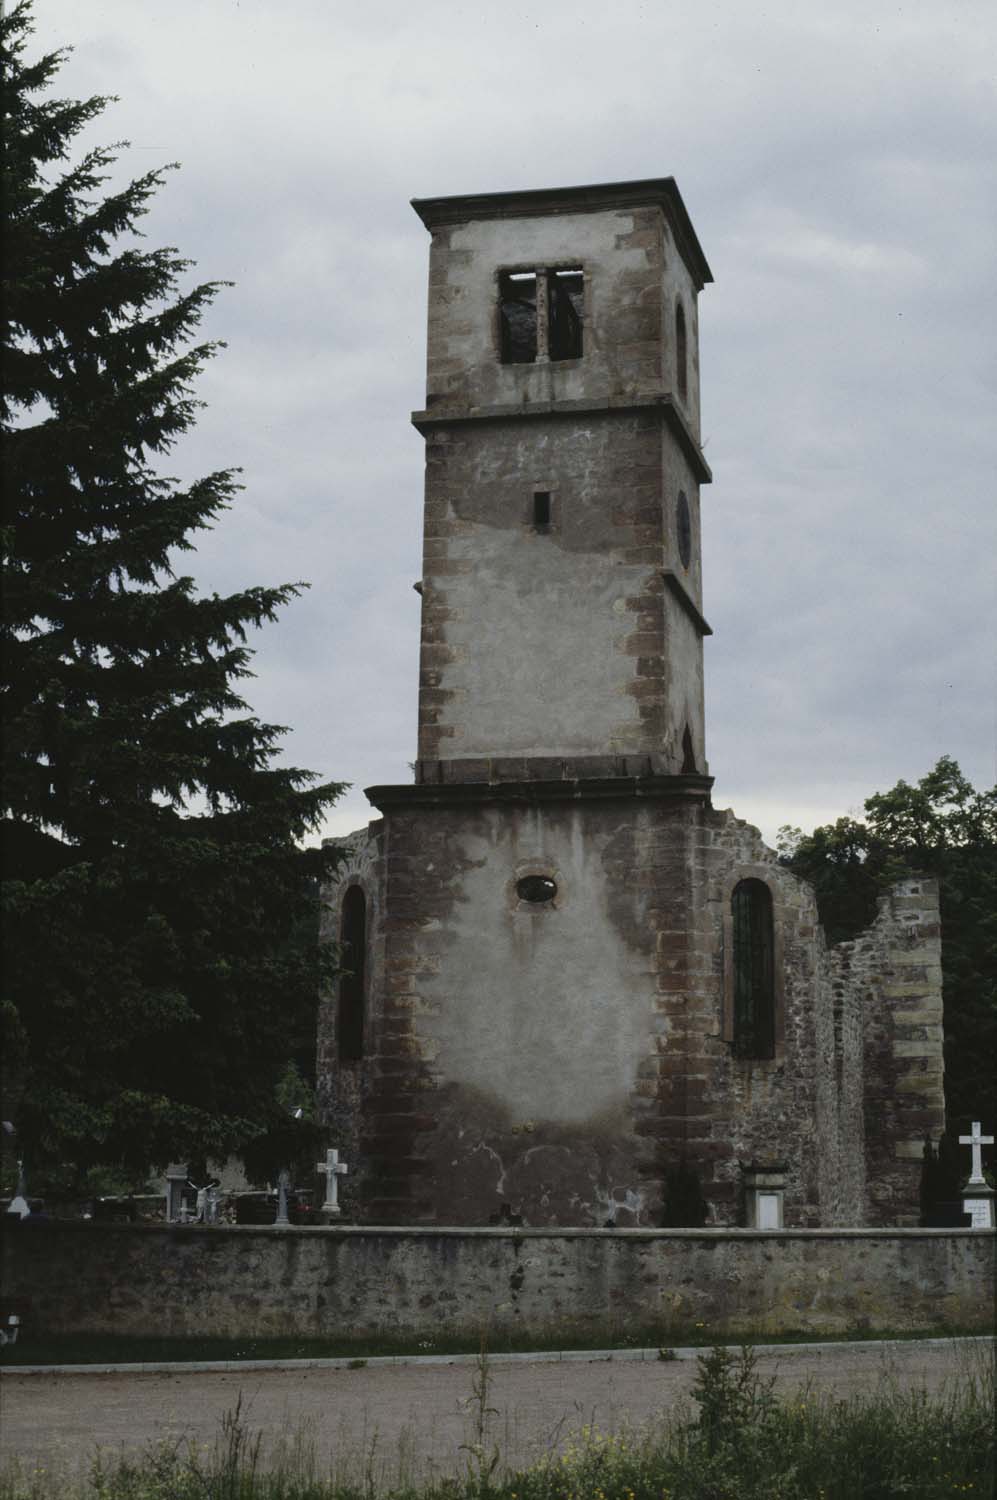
[33,0,997,843]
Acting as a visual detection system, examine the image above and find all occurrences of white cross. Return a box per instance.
[317,1148,348,1214]
[958,1121,993,1186]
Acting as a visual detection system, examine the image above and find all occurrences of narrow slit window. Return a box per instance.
[732,879,775,1060]
[548,269,584,360]
[676,490,692,569]
[499,272,537,364]
[338,885,367,1064]
[533,491,551,528]
[681,724,697,773]
[675,301,688,402]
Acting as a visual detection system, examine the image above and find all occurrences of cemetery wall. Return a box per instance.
[2,1224,991,1341]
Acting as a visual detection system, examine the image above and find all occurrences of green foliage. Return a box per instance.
[0,4,345,1186]
[690,1342,777,1455]
[919,1131,980,1224]
[779,757,997,1138]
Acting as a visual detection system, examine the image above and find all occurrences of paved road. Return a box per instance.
[1,1341,990,1488]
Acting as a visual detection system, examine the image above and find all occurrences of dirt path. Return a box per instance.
[1,1341,988,1487]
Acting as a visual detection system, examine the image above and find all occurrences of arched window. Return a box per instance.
[338,886,366,1064]
[675,301,688,403]
[731,879,775,1058]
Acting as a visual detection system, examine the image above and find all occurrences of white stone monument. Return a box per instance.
[317,1148,348,1219]
[743,1166,785,1229]
[958,1121,995,1229]
[6,1158,29,1219]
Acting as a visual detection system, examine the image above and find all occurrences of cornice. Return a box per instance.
[411,393,712,485]
[411,177,713,290]
[365,774,714,813]
[663,571,713,636]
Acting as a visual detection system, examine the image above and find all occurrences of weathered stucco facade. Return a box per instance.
[318,179,945,1228]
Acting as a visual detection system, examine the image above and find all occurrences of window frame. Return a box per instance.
[497,263,586,366]
[675,298,688,402]
[721,870,784,1061]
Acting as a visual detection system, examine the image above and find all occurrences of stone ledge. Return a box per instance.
[410,176,714,289]
[411,393,712,484]
[3,1223,991,1241]
[366,774,715,812]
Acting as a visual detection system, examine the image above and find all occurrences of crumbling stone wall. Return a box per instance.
[318,797,943,1229]
[828,878,945,1226]
[317,824,386,1216]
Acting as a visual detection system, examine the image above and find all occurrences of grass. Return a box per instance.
[1,1341,992,1499]
[0,1322,985,1367]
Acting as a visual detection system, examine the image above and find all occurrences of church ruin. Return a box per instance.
[318,178,945,1229]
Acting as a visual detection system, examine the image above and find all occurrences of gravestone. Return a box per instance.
[274,1168,291,1227]
[959,1121,995,1229]
[317,1148,348,1219]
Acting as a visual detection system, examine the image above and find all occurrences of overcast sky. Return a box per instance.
[31,0,996,845]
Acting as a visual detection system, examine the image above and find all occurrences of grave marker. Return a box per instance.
[959,1121,995,1229]
[317,1148,348,1218]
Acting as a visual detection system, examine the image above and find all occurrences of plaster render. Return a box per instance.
[422,205,702,432]
[319,803,944,1228]
[417,413,706,766]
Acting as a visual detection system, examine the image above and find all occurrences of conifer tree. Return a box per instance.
[1,4,344,1184]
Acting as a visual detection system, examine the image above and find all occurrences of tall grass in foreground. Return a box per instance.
[1,1343,993,1500]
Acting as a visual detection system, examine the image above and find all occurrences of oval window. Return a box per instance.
[676,491,692,569]
[516,875,557,904]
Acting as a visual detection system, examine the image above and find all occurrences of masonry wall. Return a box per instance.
[416,410,706,774]
[2,1225,990,1341]
[423,204,702,433]
[834,878,946,1226]
[414,194,709,778]
[319,799,939,1230]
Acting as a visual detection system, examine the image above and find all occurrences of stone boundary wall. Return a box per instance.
[1,1225,991,1341]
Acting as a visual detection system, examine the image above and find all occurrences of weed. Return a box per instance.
[0,1340,992,1498]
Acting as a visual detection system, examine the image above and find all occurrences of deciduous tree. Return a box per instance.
[779,758,996,1139]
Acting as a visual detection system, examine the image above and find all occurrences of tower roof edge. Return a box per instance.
[410,176,713,289]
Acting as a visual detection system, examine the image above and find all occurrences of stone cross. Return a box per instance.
[317,1148,348,1215]
[958,1121,993,1186]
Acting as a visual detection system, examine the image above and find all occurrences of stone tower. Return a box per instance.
[319,179,945,1229]
[411,179,713,784]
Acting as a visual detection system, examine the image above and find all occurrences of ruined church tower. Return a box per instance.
[409,180,713,783]
[319,180,945,1229]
